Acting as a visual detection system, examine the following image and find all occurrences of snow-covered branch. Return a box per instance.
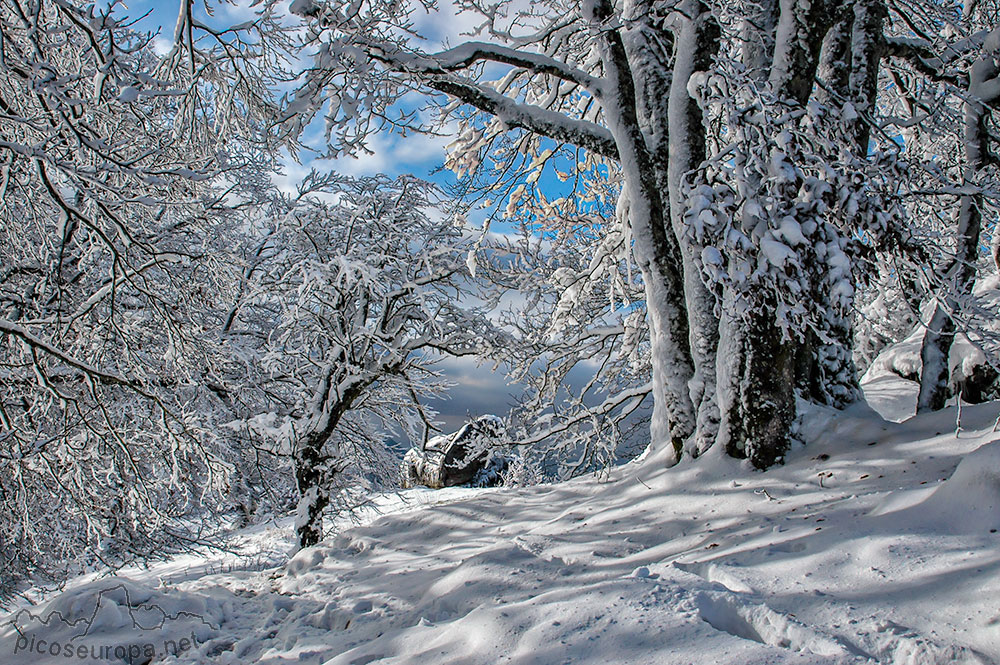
[425,75,619,159]
[394,41,604,92]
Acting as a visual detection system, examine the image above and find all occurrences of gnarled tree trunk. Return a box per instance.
[588,0,696,459]
[917,28,1000,411]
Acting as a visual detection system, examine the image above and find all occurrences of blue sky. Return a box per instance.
[126,0,464,183]
[123,0,522,437]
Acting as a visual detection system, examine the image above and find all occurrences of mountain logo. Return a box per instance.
[4,582,218,664]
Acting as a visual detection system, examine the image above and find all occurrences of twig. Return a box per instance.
[755,488,776,501]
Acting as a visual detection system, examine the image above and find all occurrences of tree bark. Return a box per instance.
[587,0,696,459]
[665,1,722,456]
[742,298,797,468]
[794,1,886,409]
[294,428,334,548]
[294,371,368,548]
[916,128,986,411]
[718,0,835,466]
[741,0,780,82]
[622,0,722,458]
[917,30,998,411]
[848,0,886,152]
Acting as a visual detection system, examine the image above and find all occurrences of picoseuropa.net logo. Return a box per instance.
[5,582,218,663]
[13,629,201,662]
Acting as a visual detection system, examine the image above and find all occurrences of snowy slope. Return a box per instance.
[860,275,1000,425]
[2,390,1000,664]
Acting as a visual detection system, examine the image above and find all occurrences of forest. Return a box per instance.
[1,0,999,662]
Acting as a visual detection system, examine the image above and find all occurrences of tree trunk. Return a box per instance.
[769,0,836,104]
[623,0,721,458]
[917,32,997,411]
[588,0,696,459]
[741,0,779,82]
[848,0,886,152]
[794,0,885,409]
[293,371,367,548]
[916,181,984,412]
[741,301,797,468]
[294,429,334,548]
[715,295,747,458]
[666,1,722,457]
[716,0,833,466]
[815,6,852,108]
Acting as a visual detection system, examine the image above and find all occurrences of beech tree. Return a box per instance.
[0,0,282,594]
[278,0,1000,469]
[227,173,505,547]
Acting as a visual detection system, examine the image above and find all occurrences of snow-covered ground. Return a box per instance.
[3,380,999,664]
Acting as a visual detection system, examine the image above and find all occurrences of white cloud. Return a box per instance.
[410,0,486,50]
[327,127,451,177]
[270,150,314,194]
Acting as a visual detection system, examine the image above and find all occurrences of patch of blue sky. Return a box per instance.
[118,3,611,234]
[105,0,635,436]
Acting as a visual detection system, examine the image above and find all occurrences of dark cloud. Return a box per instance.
[423,356,520,434]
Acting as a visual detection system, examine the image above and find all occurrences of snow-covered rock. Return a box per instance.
[401,415,508,489]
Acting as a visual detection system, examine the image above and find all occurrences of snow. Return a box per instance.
[465,250,478,278]
[775,216,806,246]
[116,86,140,103]
[760,236,797,268]
[862,280,1000,422]
[1,578,227,664]
[4,384,1000,664]
[858,373,919,423]
[892,439,1000,534]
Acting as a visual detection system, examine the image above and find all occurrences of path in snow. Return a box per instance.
[3,398,1000,664]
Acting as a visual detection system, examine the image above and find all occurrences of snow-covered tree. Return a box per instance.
[486,173,653,477]
[914,19,1000,412]
[226,173,504,547]
[277,0,999,469]
[0,0,282,595]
